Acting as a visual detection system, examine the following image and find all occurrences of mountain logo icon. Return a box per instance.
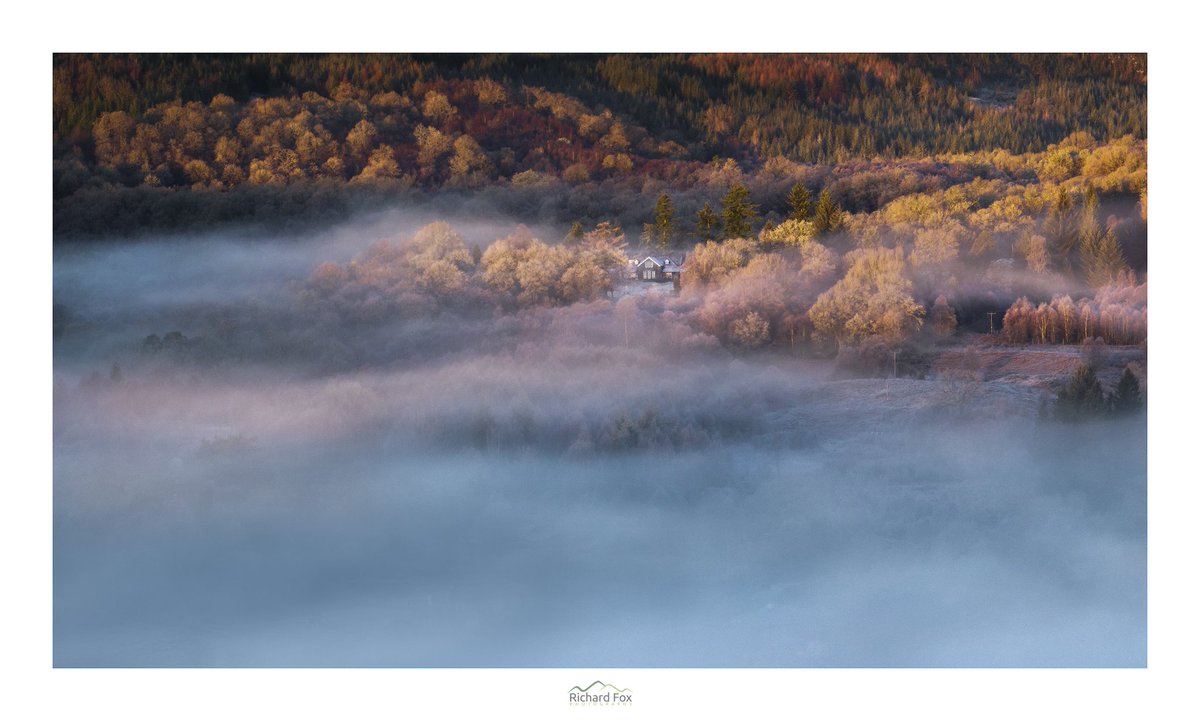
[568,680,633,705]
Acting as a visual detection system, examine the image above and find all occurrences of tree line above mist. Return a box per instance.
[295,167,1146,355]
[52,53,1146,238]
[99,206,1143,425]
[53,53,1148,412]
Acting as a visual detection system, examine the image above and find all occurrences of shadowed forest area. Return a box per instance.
[53,53,1146,668]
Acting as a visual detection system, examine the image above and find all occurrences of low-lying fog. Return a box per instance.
[52,215,1146,667]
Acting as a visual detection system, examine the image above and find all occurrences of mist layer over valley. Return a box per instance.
[53,212,1145,667]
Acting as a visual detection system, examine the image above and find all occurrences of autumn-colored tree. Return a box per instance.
[1000,297,1028,342]
[474,78,508,105]
[213,136,243,166]
[413,124,453,180]
[796,241,839,291]
[759,219,816,248]
[409,221,473,272]
[581,222,629,290]
[928,295,957,337]
[599,154,630,175]
[354,146,400,181]
[695,254,794,346]
[514,242,566,305]
[345,119,378,161]
[481,224,627,306]
[1015,232,1050,273]
[448,134,494,188]
[563,163,590,184]
[599,122,630,152]
[1000,285,1145,346]
[729,311,771,347]
[969,230,996,258]
[1051,295,1076,343]
[584,221,625,250]
[92,111,136,166]
[564,221,584,246]
[184,159,215,186]
[683,237,758,289]
[418,259,468,295]
[558,256,610,303]
[480,240,523,295]
[809,248,924,345]
[910,223,963,267]
[422,91,458,125]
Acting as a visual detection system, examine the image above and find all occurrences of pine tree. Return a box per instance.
[1044,186,1078,270]
[1055,363,1106,420]
[653,193,674,249]
[1081,227,1128,288]
[787,183,813,220]
[1078,186,1102,249]
[721,183,758,238]
[696,202,719,240]
[1111,366,1143,414]
[813,189,844,235]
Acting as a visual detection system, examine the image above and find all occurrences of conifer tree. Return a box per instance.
[1055,363,1106,420]
[721,183,758,238]
[1111,366,1143,414]
[1044,186,1078,270]
[696,202,719,240]
[813,189,844,235]
[787,183,813,220]
[1081,227,1129,288]
[1078,186,1102,249]
[653,193,675,249]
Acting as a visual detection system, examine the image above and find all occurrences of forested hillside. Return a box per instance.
[53,53,1148,383]
[53,53,1146,238]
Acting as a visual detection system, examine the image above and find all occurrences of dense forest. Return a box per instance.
[54,53,1146,232]
[53,53,1148,406]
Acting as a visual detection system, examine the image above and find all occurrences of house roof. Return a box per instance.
[637,255,681,268]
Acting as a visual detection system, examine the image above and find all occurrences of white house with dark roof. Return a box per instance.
[635,254,686,285]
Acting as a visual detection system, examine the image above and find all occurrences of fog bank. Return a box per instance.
[53,218,1146,667]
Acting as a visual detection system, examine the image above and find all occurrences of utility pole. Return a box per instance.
[987,311,996,335]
